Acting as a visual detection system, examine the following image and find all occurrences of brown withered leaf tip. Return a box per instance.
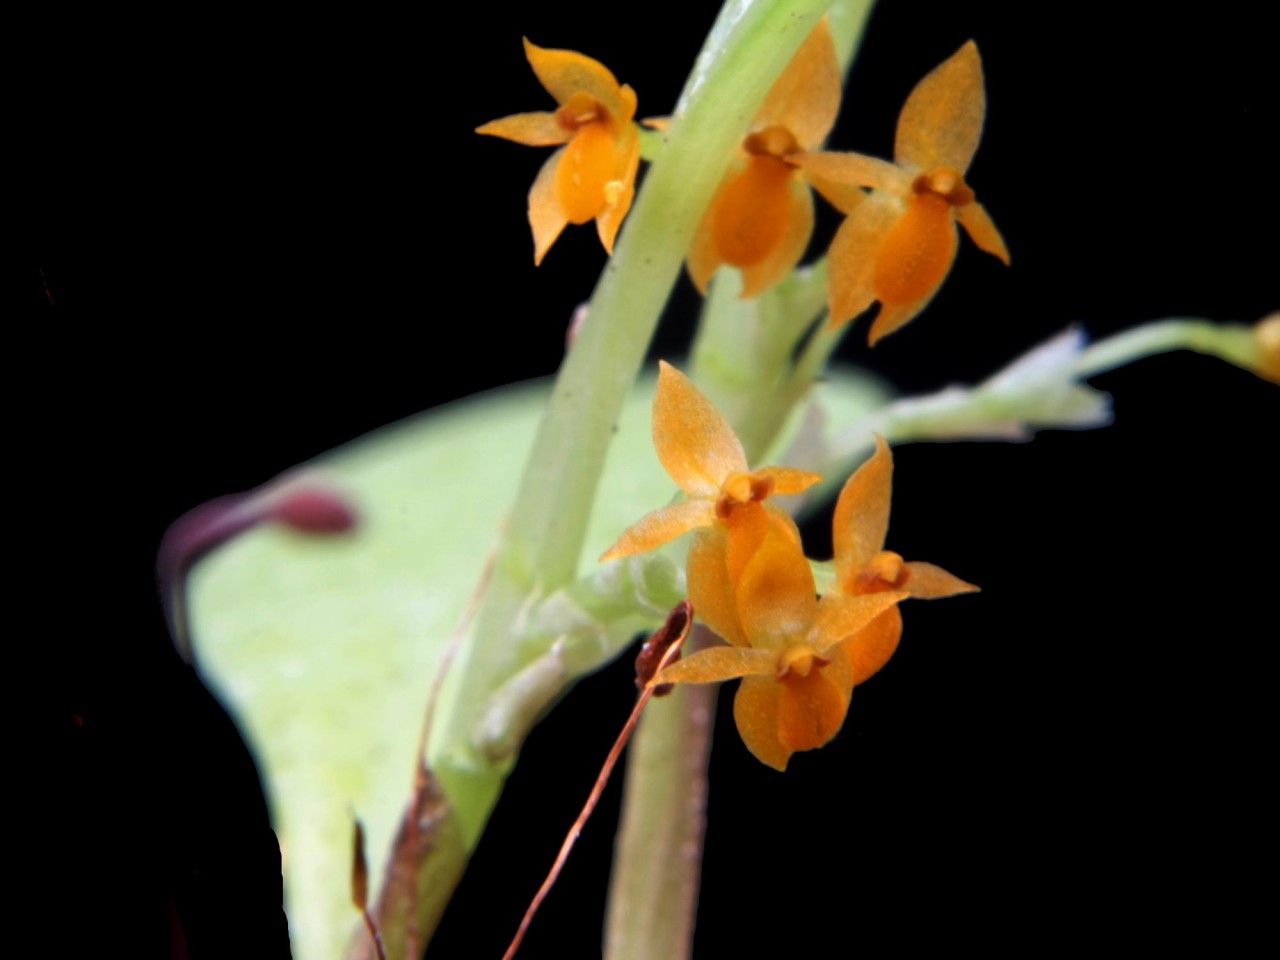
[635,599,693,695]
[351,817,369,911]
[344,765,453,960]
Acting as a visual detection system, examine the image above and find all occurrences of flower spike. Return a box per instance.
[477,39,641,264]
[797,41,1010,343]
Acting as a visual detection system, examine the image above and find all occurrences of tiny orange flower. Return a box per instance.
[600,361,821,562]
[686,17,842,297]
[656,514,907,770]
[828,435,979,683]
[477,39,641,265]
[797,41,1010,343]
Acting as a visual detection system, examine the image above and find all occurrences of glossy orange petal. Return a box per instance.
[813,590,907,659]
[732,675,791,770]
[656,645,774,685]
[652,362,747,498]
[867,193,958,344]
[873,192,956,305]
[842,605,903,685]
[711,155,795,270]
[523,38,626,120]
[739,173,815,298]
[832,435,893,579]
[720,502,774,583]
[737,521,818,652]
[776,662,852,753]
[596,121,640,254]
[955,201,1010,265]
[800,170,867,218]
[687,525,749,647]
[796,151,911,205]
[754,16,840,150]
[599,498,718,561]
[475,111,574,146]
[867,298,932,346]
[895,40,985,174]
[529,147,570,266]
[903,561,980,599]
[685,169,731,294]
[555,120,616,224]
[825,192,900,329]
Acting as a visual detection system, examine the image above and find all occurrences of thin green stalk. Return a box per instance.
[1073,318,1257,378]
[603,649,715,960]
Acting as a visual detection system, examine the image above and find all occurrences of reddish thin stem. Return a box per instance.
[500,613,689,960]
[361,910,387,960]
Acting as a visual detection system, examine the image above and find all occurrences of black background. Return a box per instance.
[32,2,1276,957]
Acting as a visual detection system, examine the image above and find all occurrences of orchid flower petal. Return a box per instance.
[873,192,959,307]
[733,677,792,770]
[867,196,958,345]
[832,435,893,579]
[652,361,748,498]
[656,645,774,685]
[752,465,823,497]
[686,526,749,647]
[842,606,903,685]
[825,192,900,329]
[754,16,841,149]
[955,201,1011,264]
[797,150,911,202]
[529,147,570,266]
[739,174,815,299]
[599,499,718,561]
[776,662,851,753]
[894,40,986,174]
[813,591,907,659]
[475,111,574,147]
[737,521,818,652]
[711,155,796,272]
[596,122,640,254]
[523,38,626,119]
[903,562,980,599]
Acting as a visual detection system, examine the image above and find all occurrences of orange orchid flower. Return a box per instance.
[686,17,842,297]
[828,435,979,683]
[477,39,641,265]
[600,361,821,563]
[656,513,907,770]
[797,41,1010,343]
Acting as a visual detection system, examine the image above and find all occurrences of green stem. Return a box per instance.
[1073,318,1257,378]
[604,653,716,960]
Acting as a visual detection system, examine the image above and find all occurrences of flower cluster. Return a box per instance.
[602,364,976,770]
[478,27,1008,343]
